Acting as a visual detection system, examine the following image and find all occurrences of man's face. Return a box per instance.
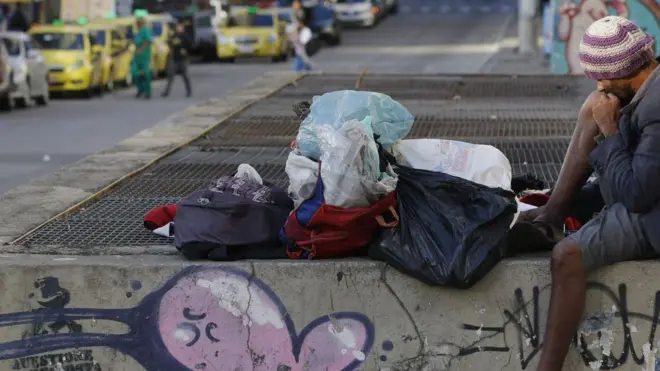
[137,19,145,28]
[176,23,184,32]
[597,79,636,106]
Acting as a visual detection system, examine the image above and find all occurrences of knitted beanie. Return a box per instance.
[579,16,655,80]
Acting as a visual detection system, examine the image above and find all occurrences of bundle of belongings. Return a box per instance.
[143,90,585,288]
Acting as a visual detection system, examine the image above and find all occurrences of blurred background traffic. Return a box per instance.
[0,0,519,194]
[0,0,400,108]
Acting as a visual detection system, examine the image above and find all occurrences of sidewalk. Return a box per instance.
[481,17,552,74]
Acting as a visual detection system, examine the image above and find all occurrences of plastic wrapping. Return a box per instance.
[285,150,319,209]
[391,139,513,190]
[368,165,518,288]
[316,117,397,208]
[296,90,414,160]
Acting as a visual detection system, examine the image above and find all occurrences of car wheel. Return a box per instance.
[35,81,49,106]
[106,70,114,91]
[14,80,30,108]
[124,71,133,87]
[0,93,13,112]
[327,35,341,46]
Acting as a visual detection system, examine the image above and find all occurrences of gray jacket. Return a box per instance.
[589,65,660,248]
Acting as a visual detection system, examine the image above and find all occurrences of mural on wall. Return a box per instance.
[0,266,375,371]
[552,0,660,74]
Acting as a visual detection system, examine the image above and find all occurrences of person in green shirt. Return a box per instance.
[132,12,152,99]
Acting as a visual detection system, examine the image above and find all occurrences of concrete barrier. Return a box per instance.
[0,255,659,371]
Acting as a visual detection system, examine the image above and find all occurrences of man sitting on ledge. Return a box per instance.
[517,16,660,371]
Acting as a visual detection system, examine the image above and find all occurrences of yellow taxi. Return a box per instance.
[85,21,135,88]
[146,14,172,76]
[217,9,290,62]
[111,16,158,78]
[29,24,104,97]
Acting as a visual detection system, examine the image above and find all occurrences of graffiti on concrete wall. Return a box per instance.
[552,0,660,74]
[454,283,660,370]
[0,266,375,371]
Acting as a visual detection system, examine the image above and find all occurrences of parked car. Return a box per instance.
[218,9,290,62]
[86,21,135,87]
[29,24,105,98]
[0,41,14,111]
[383,0,398,14]
[146,13,174,76]
[0,32,49,107]
[279,0,341,45]
[333,0,384,28]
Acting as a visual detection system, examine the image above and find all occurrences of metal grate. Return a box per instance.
[409,117,575,138]
[15,74,588,250]
[197,115,575,148]
[163,146,290,165]
[482,138,569,164]
[512,163,562,187]
[71,197,183,220]
[21,218,175,247]
[277,75,591,100]
[195,117,300,148]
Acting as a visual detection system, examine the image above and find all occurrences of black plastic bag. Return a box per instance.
[368,166,518,288]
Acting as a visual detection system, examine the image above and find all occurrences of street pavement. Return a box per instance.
[0,12,513,194]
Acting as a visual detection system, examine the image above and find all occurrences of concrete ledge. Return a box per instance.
[0,71,299,245]
[0,255,657,370]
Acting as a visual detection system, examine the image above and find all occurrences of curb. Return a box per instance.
[0,71,301,246]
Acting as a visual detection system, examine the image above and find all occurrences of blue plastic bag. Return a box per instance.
[296,90,415,160]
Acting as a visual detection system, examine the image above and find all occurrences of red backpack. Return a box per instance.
[280,171,399,259]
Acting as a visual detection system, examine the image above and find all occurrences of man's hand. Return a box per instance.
[592,92,621,136]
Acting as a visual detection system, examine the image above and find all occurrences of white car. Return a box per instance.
[0,41,13,111]
[333,0,379,27]
[0,32,49,108]
[332,0,397,27]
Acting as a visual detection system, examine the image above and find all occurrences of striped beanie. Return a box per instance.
[579,16,655,80]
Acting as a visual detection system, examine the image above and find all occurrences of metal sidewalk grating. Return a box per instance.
[15,74,582,250]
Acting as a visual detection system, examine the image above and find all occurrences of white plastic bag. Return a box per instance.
[285,151,319,209]
[316,117,397,208]
[296,90,414,160]
[392,139,513,190]
[235,163,263,185]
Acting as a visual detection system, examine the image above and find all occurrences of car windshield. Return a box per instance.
[92,30,106,45]
[2,38,20,56]
[229,14,274,27]
[31,32,85,50]
[152,21,163,36]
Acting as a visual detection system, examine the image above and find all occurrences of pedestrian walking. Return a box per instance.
[132,10,152,99]
[288,17,313,72]
[161,20,192,98]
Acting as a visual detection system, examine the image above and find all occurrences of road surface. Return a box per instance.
[0,12,511,193]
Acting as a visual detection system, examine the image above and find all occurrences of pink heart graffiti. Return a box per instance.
[158,267,375,370]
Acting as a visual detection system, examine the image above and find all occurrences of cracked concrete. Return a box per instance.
[0,254,658,370]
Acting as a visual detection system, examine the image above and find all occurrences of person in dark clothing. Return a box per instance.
[515,16,660,371]
[161,21,191,98]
